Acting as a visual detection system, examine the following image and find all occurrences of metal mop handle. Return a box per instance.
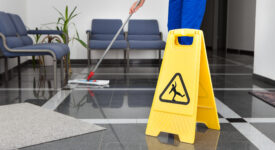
[91,0,142,73]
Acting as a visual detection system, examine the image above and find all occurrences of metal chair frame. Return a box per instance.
[0,32,69,89]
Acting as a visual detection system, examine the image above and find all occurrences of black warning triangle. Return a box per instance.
[159,73,190,105]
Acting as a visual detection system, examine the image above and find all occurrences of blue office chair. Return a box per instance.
[86,19,128,66]
[0,12,69,89]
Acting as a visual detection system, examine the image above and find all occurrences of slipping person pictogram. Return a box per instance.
[169,82,185,102]
[159,73,190,105]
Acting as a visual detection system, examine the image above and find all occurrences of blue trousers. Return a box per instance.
[168,0,207,45]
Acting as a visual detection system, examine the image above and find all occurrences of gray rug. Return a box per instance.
[0,103,105,150]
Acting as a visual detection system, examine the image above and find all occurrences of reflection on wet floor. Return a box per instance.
[149,128,220,150]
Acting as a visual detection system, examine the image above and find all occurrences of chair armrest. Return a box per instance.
[0,32,56,59]
[86,30,91,40]
[86,30,91,49]
[86,30,91,34]
[27,30,68,44]
[160,32,163,41]
[27,30,63,35]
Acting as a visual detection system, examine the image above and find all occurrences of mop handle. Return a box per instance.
[91,0,141,73]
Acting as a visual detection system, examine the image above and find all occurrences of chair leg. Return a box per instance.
[53,59,57,90]
[159,49,162,64]
[126,48,130,72]
[124,49,126,64]
[87,49,91,66]
[124,49,128,70]
[60,58,64,87]
[123,49,128,73]
[17,57,21,88]
[65,55,69,81]
[17,56,22,101]
[4,57,8,87]
[17,56,21,68]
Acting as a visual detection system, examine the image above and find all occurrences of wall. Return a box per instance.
[0,0,28,73]
[254,0,275,81]
[26,0,169,60]
[2,0,258,64]
[201,0,214,48]
[227,0,256,51]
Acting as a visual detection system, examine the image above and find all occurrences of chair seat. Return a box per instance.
[14,43,69,59]
[129,40,166,49]
[128,35,161,41]
[91,34,125,40]
[89,40,127,49]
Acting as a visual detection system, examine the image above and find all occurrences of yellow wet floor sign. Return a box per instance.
[146,29,220,144]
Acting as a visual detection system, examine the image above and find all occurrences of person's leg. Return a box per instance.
[176,92,185,97]
[180,0,207,45]
[168,0,183,31]
[173,93,176,102]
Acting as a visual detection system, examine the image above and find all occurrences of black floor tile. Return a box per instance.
[211,75,275,88]
[57,90,154,119]
[226,118,247,123]
[210,65,252,74]
[20,124,258,150]
[226,54,254,66]
[215,91,275,118]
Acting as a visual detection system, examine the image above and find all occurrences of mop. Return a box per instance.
[69,0,141,86]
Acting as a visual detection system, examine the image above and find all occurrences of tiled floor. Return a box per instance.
[1,52,275,150]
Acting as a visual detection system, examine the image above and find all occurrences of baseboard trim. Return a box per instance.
[227,48,254,56]
[253,74,275,86]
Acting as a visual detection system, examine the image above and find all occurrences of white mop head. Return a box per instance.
[68,79,109,86]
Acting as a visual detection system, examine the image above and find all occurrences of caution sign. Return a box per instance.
[146,29,220,144]
[159,73,190,105]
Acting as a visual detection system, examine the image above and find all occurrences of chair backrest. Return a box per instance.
[128,20,160,35]
[90,19,125,40]
[92,19,123,34]
[8,14,33,45]
[0,11,24,55]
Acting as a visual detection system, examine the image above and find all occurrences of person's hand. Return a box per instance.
[129,0,145,14]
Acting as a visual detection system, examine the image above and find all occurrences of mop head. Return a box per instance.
[68,79,109,86]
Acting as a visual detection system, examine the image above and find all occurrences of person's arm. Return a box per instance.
[129,0,145,14]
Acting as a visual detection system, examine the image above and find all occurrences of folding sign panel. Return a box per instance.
[146,29,220,144]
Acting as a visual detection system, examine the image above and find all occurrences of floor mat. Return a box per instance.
[249,91,275,107]
[0,103,105,150]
